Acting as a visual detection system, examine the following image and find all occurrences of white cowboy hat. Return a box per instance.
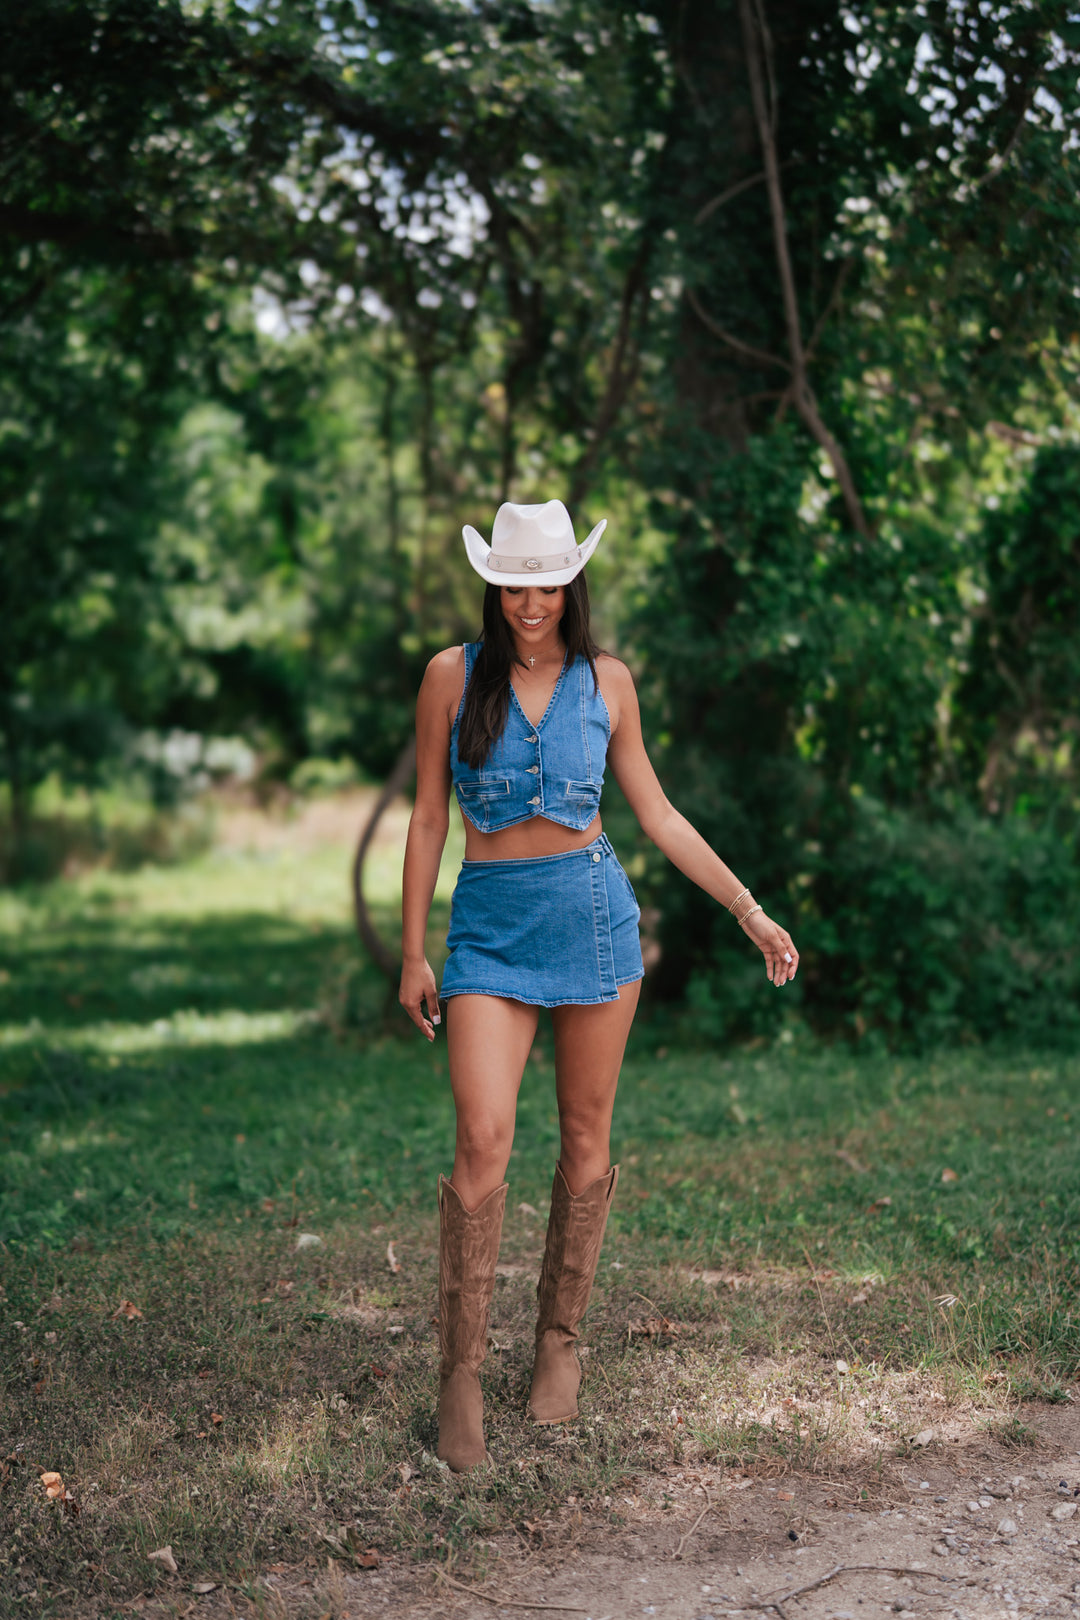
[462,500,606,587]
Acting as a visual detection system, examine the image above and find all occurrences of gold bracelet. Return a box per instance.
[737,903,763,927]
[727,887,751,915]
[730,893,760,925]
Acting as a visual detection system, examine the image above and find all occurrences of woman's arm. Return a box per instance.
[602,659,798,987]
[399,648,460,1039]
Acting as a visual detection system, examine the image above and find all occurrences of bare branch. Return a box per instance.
[686,287,791,373]
[569,237,652,507]
[695,158,801,226]
[793,384,872,542]
[737,0,871,536]
[804,256,855,366]
[695,170,767,225]
[352,740,416,981]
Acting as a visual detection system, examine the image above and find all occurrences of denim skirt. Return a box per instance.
[441,834,643,1008]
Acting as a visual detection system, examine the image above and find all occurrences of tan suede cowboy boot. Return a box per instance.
[436,1175,507,1471]
[528,1162,619,1424]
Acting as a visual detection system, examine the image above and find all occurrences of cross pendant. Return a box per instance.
[528,656,536,667]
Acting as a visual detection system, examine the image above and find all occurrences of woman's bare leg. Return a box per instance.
[551,979,641,1190]
[527,981,640,1423]
[446,993,539,1209]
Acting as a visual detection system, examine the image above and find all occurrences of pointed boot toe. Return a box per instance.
[437,1365,489,1470]
[526,1328,580,1424]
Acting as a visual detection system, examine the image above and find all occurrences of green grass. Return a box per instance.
[1,808,1079,1615]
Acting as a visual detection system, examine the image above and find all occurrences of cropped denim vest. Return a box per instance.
[450,642,611,833]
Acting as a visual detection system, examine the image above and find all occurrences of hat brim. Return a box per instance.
[461,519,606,587]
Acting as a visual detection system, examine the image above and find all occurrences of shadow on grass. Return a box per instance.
[1,901,438,1035]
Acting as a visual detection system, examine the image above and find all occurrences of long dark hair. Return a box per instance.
[456,574,600,769]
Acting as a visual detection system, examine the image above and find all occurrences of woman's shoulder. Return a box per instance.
[426,644,469,675]
[421,645,468,698]
[595,651,635,688]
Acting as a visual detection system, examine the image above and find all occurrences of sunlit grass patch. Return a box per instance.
[2,1007,319,1055]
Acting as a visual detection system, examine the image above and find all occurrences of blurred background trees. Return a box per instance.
[3,0,1080,1046]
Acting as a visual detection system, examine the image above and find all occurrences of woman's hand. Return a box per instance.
[741,910,799,986]
[399,956,442,1040]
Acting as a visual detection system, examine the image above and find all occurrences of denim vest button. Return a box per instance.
[529,796,541,806]
[526,765,539,774]
[526,735,538,744]
[592,851,601,862]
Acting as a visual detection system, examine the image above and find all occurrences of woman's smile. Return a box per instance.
[501,585,566,650]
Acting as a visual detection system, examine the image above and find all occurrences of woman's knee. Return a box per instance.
[557,1105,610,1157]
[454,1117,514,1174]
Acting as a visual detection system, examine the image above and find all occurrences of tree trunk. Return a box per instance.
[351,739,417,981]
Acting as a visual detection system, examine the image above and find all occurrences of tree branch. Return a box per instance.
[685,287,790,373]
[694,159,801,226]
[736,0,871,537]
[352,740,416,982]
[569,236,652,507]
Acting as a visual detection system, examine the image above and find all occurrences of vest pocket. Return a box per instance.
[458,779,511,801]
[565,780,601,822]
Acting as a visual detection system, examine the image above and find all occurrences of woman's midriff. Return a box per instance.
[461,811,602,861]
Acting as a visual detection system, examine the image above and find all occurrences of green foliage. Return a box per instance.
[958,446,1080,813]
[5,0,1080,1035]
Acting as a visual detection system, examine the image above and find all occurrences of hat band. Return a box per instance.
[488,546,578,573]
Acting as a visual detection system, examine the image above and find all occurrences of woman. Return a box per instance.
[399,499,798,1473]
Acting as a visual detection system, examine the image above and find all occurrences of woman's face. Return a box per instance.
[500,585,566,648]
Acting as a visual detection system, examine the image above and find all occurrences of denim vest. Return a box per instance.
[450,642,610,833]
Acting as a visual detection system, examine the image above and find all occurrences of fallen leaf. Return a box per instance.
[41,1471,64,1499]
[628,1315,681,1339]
[210,1412,223,1426]
[275,1280,294,1296]
[692,1268,747,1290]
[941,1167,958,1183]
[192,1582,217,1595]
[356,1548,380,1569]
[112,1300,143,1320]
[197,1369,212,1380]
[911,1428,935,1447]
[397,1462,415,1484]
[295,1232,323,1250]
[867,1196,892,1213]
[835,1359,850,1374]
[848,1289,871,1304]
[777,1490,795,1501]
[835,1149,869,1174]
[148,1545,178,1575]
[386,1241,401,1274]
[517,1202,540,1218]
[195,1431,208,1439]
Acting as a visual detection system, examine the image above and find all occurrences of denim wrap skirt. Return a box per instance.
[440,834,644,1008]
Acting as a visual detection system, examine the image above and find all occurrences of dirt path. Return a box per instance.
[148,1404,1078,1620]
